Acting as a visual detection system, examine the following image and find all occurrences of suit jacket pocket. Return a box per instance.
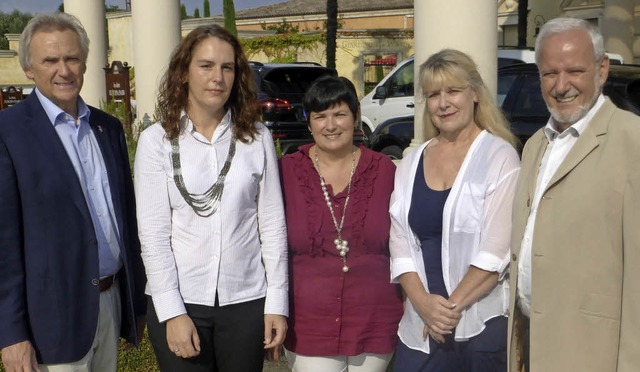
[578,293,621,320]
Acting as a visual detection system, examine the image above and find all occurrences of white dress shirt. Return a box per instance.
[517,94,605,317]
[134,111,288,322]
[390,131,520,353]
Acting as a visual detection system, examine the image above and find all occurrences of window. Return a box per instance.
[386,60,414,98]
[497,73,518,107]
[512,75,548,118]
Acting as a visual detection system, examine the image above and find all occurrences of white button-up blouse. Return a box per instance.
[134,111,288,322]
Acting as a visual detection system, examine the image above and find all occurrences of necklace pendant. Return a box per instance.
[335,238,349,254]
[316,147,356,274]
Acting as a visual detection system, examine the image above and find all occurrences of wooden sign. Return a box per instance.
[1,86,24,109]
[104,61,132,125]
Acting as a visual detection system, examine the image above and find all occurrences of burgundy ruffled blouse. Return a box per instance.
[279,144,403,356]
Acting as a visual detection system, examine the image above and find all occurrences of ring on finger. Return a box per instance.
[174,348,180,353]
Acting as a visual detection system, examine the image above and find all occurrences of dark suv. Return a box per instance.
[251,62,337,155]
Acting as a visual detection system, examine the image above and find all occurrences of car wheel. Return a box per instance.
[362,125,372,140]
[381,145,403,160]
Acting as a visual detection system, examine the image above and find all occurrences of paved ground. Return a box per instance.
[264,360,291,371]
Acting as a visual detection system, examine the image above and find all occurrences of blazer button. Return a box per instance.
[91,279,99,286]
[512,253,517,262]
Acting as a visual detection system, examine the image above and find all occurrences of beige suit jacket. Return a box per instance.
[508,98,640,372]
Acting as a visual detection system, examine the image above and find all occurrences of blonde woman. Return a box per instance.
[390,49,520,371]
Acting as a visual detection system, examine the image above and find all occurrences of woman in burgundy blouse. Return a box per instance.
[279,76,403,371]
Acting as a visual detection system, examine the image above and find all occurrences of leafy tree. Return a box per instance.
[204,0,211,17]
[0,10,32,50]
[223,0,237,36]
[106,4,120,12]
[58,3,64,12]
[326,0,337,69]
[261,19,299,34]
[194,8,200,18]
[181,4,187,20]
[244,20,323,63]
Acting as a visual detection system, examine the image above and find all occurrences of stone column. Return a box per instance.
[602,0,634,63]
[132,0,181,128]
[64,0,107,107]
[410,0,497,147]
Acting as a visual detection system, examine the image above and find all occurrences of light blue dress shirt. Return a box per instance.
[35,89,122,278]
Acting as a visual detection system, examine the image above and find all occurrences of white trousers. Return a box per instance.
[40,282,122,372]
[285,349,393,372]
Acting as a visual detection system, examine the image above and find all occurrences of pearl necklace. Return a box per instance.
[314,147,356,273]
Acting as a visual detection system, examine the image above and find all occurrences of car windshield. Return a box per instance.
[261,68,334,95]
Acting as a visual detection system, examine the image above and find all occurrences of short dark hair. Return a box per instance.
[303,76,359,123]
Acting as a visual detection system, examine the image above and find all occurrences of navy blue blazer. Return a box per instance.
[0,93,146,364]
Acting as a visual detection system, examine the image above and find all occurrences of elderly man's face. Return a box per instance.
[24,29,85,117]
[537,29,609,131]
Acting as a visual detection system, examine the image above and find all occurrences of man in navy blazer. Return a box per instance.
[0,13,146,371]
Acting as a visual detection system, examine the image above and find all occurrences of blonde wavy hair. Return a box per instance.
[418,49,518,148]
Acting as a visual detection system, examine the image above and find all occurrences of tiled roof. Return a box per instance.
[236,0,413,19]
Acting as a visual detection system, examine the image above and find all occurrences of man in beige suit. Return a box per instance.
[508,17,640,372]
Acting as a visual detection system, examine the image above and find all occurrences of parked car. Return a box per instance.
[368,62,640,159]
[368,115,414,160]
[499,62,640,145]
[251,62,337,155]
[360,55,415,137]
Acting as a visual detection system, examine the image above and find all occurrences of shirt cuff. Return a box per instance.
[391,257,417,283]
[264,287,289,317]
[151,289,187,323]
[470,251,508,277]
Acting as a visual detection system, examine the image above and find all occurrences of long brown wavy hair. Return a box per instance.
[157,25,259,142]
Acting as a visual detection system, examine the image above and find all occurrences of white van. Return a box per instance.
[360,55,415,136]
[360,49,623,135]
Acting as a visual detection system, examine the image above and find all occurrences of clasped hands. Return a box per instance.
[416,293,461,344]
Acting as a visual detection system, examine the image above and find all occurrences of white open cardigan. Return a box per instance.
[389,130,520,354]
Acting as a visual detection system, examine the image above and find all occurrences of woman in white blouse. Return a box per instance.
[134,25,287,371]
[389,49,520,371]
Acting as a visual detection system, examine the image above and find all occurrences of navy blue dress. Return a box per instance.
[394,154,507,372]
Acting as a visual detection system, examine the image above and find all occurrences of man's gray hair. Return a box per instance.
[535,17,605,65]
[19,12,90,70]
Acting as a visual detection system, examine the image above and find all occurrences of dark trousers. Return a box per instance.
[147,295,266,372]
[394,316,508,372]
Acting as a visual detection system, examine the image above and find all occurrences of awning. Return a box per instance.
[366,55,397,66]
